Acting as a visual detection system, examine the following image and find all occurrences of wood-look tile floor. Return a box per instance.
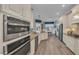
[35,35,73,55]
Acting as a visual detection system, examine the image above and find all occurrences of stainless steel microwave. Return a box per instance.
[3,15,30,42]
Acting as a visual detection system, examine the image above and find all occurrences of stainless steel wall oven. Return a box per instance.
[3,36,30,55]
[3,15,30,41]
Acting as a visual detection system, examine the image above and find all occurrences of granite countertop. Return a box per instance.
[64,33,79,39]
[30,32,38,40]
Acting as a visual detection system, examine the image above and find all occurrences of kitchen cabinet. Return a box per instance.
[63,34,79,54]
[9,4,23,16]
[21,5,33,22]
[30,39,35,55]
[22,5,32,18]
[67,36,74,52]
[0,13,4,54]
[77,39,79,54]
[38,32,48,45]
[63,35,74,52]
[1,4,34,28]
[74,38,79,54]
[1,5,23,17]
[1,5,33,22]
[30,32,39,55]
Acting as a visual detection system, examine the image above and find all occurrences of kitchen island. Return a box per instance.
[30,31,48,55]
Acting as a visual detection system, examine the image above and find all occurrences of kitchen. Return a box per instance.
[0,4,79,55]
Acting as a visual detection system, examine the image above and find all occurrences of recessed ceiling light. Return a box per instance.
[62,4,66,7]
[57,12,59,15]
[73,15,79,19]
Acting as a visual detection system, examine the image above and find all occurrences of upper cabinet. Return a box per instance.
[0,4,34,28]
[1,4,33,18]
[1,4,33,22]
[9,4,23,16]
[1,4,23,16]
[22,5,33,21]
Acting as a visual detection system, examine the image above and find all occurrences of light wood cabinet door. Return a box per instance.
[22,5,33,21]
[30,39,35,54]
[2,4,23,16]
[9,4,23,15]
[74,39,79,54]
[22,5,32,17]
[77,40,79,54]
[68,37,74,52]
[22,5,27,17]
[63,35,75,53]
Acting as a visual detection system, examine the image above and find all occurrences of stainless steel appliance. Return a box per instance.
[35,36,38,52]
[3,15,30,41]
[58,24,63,42]
[3,36,30,55]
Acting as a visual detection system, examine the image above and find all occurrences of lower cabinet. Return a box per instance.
[38,32,48,45]
[67,36,74,52]
[63,34,79,55]
[74,38,79,54]
[30,39,35,55]
[77,40,79,54]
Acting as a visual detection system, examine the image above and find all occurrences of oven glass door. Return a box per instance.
[12,41,30,55]
[7,23,29,34]
[7,36,30,54]
[3,36,30,54]
[3,15,30,41]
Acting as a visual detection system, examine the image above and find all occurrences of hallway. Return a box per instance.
[35,35,74,55]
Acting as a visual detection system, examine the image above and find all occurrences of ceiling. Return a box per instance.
[32,4,75,20]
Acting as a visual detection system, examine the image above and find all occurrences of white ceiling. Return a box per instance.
[32,4,75,20]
